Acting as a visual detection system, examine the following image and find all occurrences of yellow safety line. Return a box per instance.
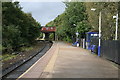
[16,43,55,80]
[40,43,59,78]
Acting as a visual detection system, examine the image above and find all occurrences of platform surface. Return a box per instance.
[18,42,119,79]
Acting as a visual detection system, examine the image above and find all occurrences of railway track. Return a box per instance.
[2,40,53,80]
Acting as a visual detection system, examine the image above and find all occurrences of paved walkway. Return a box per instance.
[18,42,119,79]
[41,42,118,78]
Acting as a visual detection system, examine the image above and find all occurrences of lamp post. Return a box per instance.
[91,8,101,57]
[76,31,79,41]
[73,24,78,42]
[113,13,118,40]
[98,11,101,57]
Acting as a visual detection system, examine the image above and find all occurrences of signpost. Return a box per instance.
[76,32,79,47]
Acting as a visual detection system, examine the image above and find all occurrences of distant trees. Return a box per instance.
[46,2,119,41]
[2,2,41,53]
[46,2,91,42]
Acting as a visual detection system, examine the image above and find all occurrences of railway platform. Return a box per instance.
[17,41,119,79]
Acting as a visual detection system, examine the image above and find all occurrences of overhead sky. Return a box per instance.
[19,2,66,26]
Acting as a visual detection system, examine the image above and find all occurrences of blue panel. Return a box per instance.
[86,32,99,43]
[86,32,98,34]
[98,46,101,56]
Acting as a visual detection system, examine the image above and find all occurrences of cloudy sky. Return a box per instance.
[19,2,66,26]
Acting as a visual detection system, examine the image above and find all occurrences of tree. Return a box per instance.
[46,2,90,42]
[2,2,41,53]
[85,2,119,40]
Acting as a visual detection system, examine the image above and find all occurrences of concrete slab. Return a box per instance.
[41,42,119,78]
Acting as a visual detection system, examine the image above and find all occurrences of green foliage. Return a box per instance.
[49,33,54,41]
[85,2,119,40]
[0,54,17,61]
[20,46,33,52]
[46,2,119,41]
[76,21,91,34]
[2,2,41,53]
[2,25,22,51]
[46,2,91,42]
[63,36,72,42]
[0,44,2,51]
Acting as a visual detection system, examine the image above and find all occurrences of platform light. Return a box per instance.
[113,13,118,40]
[113,16,117,19]
[91,8,96,11]
[91,8,101,57]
